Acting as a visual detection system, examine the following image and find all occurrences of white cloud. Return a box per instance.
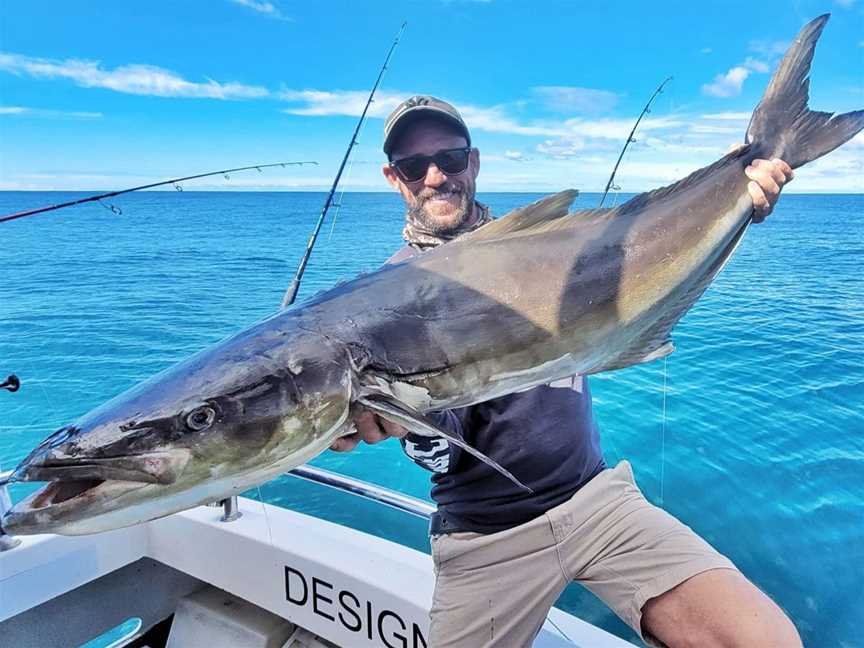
[640,137,718,154]
[701,112,751,120]
[278,89,567,137]
[834,0,856,7]
[689,124,741,134]
[748,39,789,58]
[0,105,102,119]
[229,0,291,20]
[702,66,751,98]
[459,104,564,136]
[279,89,404,117]
[562,115,685,140]
[536,136,586,158]
[701,38,777,100]
[532,86,621,114]
[503,150,525,161]
[701,47,713,54]
[533,115,688,159]
[0,52,269,99]
[742,56,770,73]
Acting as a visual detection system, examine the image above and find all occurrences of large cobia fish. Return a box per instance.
[2,14,862,536]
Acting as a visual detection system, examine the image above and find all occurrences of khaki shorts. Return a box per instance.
[429,461,737,647]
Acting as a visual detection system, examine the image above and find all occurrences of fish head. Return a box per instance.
[2,320,352,535]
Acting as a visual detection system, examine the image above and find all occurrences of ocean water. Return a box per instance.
[1,190,861,647]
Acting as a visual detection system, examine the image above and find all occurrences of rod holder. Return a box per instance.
[219,496,241,523]
[1,375,20,392]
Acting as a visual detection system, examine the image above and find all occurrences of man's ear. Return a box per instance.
[469,147,480,179]
[382,163,402,190]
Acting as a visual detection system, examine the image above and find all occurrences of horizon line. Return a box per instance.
[1,189,862,195]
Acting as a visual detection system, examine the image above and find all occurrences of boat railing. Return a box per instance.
[0,465,433,551]
[0,467,21,550]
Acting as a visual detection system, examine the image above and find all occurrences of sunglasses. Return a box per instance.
[389,147,472,183]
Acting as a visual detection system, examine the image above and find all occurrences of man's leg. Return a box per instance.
[429,520,569,647]
[547,461,801,648]
[642,569,801,648]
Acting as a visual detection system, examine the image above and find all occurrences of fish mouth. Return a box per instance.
[1,477,153,535]
[14,449,191,486]
[32,478,109,507]
[1,449,192,534]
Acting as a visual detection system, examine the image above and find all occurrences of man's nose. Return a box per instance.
[423,162,448,188]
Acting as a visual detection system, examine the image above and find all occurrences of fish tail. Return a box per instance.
[746,14,864,169]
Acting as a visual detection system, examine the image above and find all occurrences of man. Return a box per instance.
[332,95,800,647]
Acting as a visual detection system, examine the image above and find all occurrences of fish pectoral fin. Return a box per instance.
[358,395,533,494]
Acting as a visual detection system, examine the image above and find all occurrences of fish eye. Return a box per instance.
[186,406,216,431]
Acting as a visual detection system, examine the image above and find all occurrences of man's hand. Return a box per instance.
[728,145,793,223]
[329,409,407,452]
[746,158,793,223]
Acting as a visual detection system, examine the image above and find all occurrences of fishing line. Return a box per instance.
[544,614,576,645]
[1,352,64,484]
[256,484,282,573]
[659,355,668,509]
[251,21,409,574]
[601,405,624,467]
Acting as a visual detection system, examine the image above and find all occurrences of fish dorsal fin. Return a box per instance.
[462,189,581,240]
[358,394,533,494]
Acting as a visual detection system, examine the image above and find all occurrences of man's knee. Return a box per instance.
[641,569,802,648]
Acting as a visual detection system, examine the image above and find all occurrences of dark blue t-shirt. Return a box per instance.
[389,245,606,535]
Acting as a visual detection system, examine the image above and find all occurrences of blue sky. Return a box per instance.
[1,1,862,193]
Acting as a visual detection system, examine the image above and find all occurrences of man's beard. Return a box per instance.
[407,185,474,238]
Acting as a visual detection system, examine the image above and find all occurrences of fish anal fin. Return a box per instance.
[358,394,533,494]
[587,338,675,374]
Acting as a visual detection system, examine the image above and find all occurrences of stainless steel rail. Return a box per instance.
[288,465,434,520]
[0,468,21,550]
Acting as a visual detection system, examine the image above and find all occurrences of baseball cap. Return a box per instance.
[383,95,471,157]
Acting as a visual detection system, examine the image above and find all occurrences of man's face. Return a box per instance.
[383,118,480,236]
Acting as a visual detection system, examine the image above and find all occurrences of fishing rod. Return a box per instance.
[280,21,407,309]
[598,76,673,208]
[0,161,318,224]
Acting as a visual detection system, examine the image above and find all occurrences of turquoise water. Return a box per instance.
[1,191,861,646]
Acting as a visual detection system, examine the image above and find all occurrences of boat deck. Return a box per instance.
[0,469,635,647]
